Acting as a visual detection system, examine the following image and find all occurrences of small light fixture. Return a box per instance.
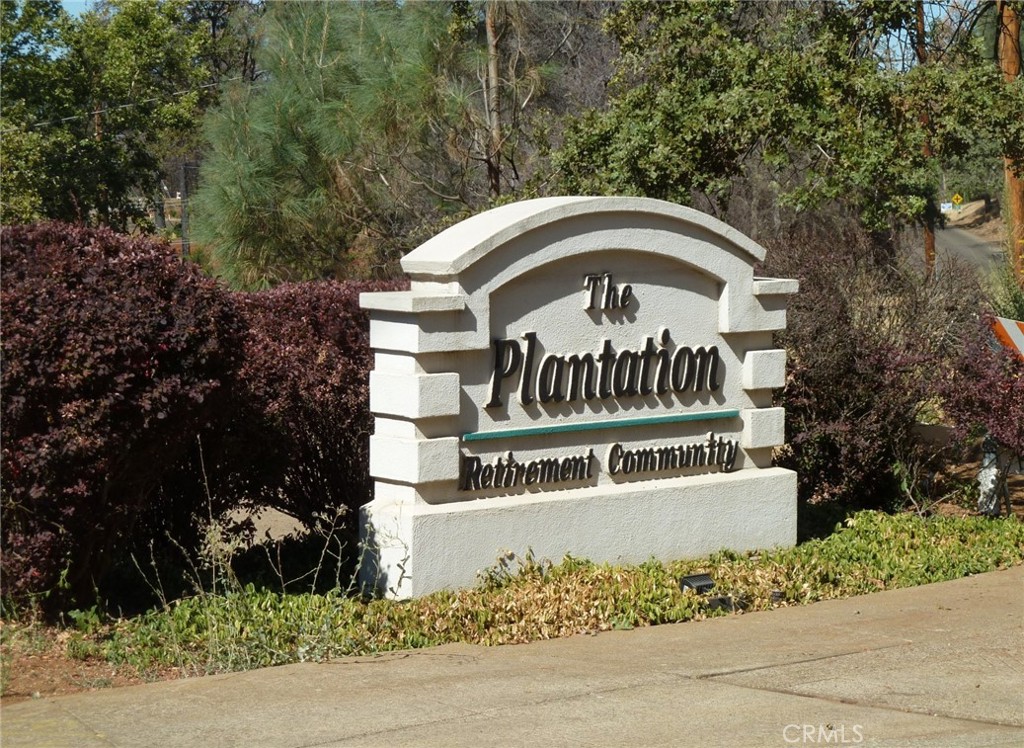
[679,572,715,594]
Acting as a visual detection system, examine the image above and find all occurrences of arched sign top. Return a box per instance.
[401,196,767,278]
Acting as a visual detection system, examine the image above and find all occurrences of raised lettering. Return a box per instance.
[460,456,483,490]
[519,331,538,406]
[486,338,522,408]
[597,339,616,398]
[565,353,597,400]
[484,327,721,409]
[619,284,633,308]
[612,350,640,397]
[538,458,561,483]
[600,272,618,309]
[538,354,565,403]
[654,328,672,394]
[583,274,602,309]
[691,346,721,391]
[672,347,696,391]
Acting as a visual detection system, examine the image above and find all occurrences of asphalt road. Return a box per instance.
[935,226,1005,273]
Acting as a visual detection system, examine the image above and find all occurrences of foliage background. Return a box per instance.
[1,0,1022,619]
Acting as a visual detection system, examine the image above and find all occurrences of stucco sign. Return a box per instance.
[360,197,798,598]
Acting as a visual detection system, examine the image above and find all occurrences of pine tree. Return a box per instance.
[192,0,612,289]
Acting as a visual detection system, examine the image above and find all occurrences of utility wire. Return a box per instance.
[0,72,264,135]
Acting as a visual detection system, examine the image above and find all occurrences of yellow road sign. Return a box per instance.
[952,193,963,206]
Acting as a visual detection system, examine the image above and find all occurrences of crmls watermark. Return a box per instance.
[783,724,864,744]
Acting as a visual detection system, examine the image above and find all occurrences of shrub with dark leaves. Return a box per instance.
[762,221,982,508]
[941,315,1024,457]
[1,223,243,611]
[178,280,406,551]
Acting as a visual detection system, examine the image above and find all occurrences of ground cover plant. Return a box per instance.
[3,510,1012,687]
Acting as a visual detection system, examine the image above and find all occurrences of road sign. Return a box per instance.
[952,193,963,206]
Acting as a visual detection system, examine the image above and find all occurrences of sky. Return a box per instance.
[61,1,90,18]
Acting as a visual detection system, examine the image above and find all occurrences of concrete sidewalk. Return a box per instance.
[3,567,1022,748]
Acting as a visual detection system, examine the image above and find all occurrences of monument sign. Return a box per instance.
[360,197,798,598]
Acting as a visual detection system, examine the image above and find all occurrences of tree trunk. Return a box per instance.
[915,1,937,278]
[485,1,502,198]
[180,162,190,259]
[998,1,1024,285]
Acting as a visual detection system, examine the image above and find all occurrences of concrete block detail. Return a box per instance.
[743,349,787,391]
[370,371,461,419]
[369,318,420,354]
[374,352,420,374]
[752,277,800,296]
[370,317,481,355]
[369,435,460,484]
[360,291,466,313]
[742,407,786,450]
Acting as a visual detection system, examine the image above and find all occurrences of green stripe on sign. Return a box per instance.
[462,409,741,442]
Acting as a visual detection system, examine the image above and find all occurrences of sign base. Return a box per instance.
[359,467,797,599]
